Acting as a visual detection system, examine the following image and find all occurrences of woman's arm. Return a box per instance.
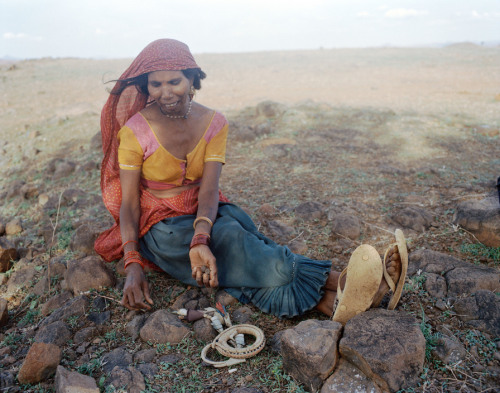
[189,161,223,287]
[119,168,153,310]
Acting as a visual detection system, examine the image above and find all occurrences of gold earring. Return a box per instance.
[189,86,196,100]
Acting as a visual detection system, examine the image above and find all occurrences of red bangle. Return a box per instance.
[122,240,139,250]
[124,258,144,270]
[190,234,210,250]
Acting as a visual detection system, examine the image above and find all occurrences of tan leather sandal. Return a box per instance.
[332,244,383,325]
[371,229,409,309]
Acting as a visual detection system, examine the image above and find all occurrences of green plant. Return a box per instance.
[18,309,40,327]
[460,243,500,263]
[76,357,102,377]
[419,308,440,363]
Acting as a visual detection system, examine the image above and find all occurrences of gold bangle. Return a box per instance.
[193,216,213,230]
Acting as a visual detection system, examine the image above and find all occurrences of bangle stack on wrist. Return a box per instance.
[190,233,211,250]
[124,250,144,270]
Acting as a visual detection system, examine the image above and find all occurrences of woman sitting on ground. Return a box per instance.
[94,39,407,323]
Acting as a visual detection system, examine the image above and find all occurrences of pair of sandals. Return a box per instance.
[332,229,409,325]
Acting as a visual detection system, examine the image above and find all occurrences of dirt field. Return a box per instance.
[0,44,499,392]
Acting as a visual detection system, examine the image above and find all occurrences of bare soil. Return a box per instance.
[0,45,499,392]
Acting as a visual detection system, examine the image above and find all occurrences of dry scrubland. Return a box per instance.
[0,44,499,392]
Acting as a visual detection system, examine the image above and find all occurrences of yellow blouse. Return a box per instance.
[117,111,228,190]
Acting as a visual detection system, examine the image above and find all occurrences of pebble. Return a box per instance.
[245,375,253,382]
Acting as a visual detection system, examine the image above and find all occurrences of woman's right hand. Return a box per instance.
[121,263,154,310]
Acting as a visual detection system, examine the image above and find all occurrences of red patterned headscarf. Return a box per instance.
[99,39,200,221]
[95,39,204,262]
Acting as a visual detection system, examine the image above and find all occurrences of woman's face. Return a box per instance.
[147,70,192,115]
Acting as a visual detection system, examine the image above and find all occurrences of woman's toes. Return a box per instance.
[387,265,396,275]
[390,252,400,261]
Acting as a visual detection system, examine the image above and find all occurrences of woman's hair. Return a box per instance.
[111,68,206,96]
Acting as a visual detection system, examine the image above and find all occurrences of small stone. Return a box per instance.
[5,218,22,235]
[34,321,71,346]
[258,203,275,215]
[74,327,98,345]
[41,291,73,316]
[133,349,156,364]
[54,365,99,393]
[245,375,253,382]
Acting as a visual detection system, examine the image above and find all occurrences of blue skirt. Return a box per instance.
[140,203,331,318]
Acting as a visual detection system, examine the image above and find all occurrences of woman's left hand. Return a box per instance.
[189,245,219,288]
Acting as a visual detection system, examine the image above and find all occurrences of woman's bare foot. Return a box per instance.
[316,289,337,316]
[324,270,341,291]
[371,245,402,308]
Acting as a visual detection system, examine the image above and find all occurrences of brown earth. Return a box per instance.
[0,45,499,392]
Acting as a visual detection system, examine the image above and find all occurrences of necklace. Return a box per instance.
[159,100,192,119]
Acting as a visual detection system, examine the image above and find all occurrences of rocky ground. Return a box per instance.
[0,48,499,392]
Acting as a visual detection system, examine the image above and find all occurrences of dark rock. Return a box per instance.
[107,366,145,393]
[126,314,148,341]
[133,349,156,364]
[330,214,361,240]
[288,238,308,254]
[321,358,383,393]
[136,363,158,380]
[281,319,342,392]
[34,321,71,346]
[269,330,285,354]
[340,309,425,392]
[48,256,67,278]
[61,188,86,206]
[65,256,115,294]
[69,224,100,256]
[101,347,133,374]
[32,275,49,296]
[17,342,61,384]
[19,183,39,199]
[215,290,239,307]
[74,327,98,345]
[454,196,500,247]
[92,296,110,311]
[6,266,36,294]
[54,365,99,392]
[232,306,254,324]
[294,201,325,220]
[171,288,200,310]
[52,160,76,179]
[432,335,467,365]
[266,220,295,240]
[409,249,500,296]
[0,371,15,391]
[87,311,111,325]
[41,291,73,316]
[5,180,25,200]
[391,207,433,232]
[454,290,500,336]
[424,273,448,298]
[39,295,89,328]
[158,353,183,365]
[193,318,217,342]
[140,310,190,344]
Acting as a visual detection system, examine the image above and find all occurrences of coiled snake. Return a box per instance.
[201,324,266,368]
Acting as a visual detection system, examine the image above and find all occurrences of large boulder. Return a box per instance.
[65,256,115,294]
[453,196,500,247]
[139,310,190,344]
[339,309,425,392]
[281,319,342,392]
[453,290,500,336]
[409,249,500,296]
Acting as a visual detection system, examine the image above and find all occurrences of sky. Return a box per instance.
[1,0,499,59]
